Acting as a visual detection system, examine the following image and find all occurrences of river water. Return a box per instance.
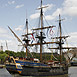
[0,67,77,77]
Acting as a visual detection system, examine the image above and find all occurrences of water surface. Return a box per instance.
[0,67,77,77]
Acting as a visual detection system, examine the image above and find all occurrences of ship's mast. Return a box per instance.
[30,0,56,62]
[35,0,45,62]
[49,15,77,64]
[22,15,30,58]
[8,0,77,64]
[8,14,34,58]
[26,18,28,57]
[40,0,43,31]
[59,14,62,64]
[40,0,43,62]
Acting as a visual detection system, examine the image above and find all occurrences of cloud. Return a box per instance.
[62,0,77,16]
[8,1,15,5]
[68,32,77,42]
[0,27,22,51]
[15,25,24,31]
[6,39,18,51]
[61,32,77,51]
[45,0,77,20]
[48,0,77,20]
[0,27,12,39]
[30,0,77,21]
[45,8,62,20]
[1,1,15,8]
[30,4,54,19]
[0,39,19,51]
[0,27,7,34]
[0,27,18,51]
[0,27,20,42]
[16,4,24,9]
[42,4,55,12]
[65,32,77,47]
[30,13,40,19]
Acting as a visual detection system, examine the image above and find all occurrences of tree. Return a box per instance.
[0,52,8,64]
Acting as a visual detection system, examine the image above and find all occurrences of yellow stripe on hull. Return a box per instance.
[18,71,22,74]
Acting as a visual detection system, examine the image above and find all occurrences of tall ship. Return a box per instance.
[5,0,76,76]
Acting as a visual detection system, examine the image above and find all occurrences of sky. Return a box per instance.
[0,0,77,52]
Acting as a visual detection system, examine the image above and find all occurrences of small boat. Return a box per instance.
[70,61,77,66]
[70,58,77,66]
[0,64,5,68]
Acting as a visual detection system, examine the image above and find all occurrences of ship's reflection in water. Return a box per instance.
[12,74,68,77]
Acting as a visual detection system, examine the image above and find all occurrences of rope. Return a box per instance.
[51,39,54,60]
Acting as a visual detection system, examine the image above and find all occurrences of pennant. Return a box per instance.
[49,28,54,35]
[30,33,35,44]
[31,40,33,44]
[47,28,49,36]
[31,33,35,40]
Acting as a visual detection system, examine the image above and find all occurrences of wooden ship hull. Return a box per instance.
[6,64,22,74]
[20,66,68,76]
[6,56,68,76]
[5,56,22,74]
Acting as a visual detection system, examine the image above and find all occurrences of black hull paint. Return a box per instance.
[6,64,19,74]
[6,64,68,76]
[20,65,68,76]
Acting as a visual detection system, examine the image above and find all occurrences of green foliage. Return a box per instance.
[0,50,26,64]
[0,50,66,64]
[15,51,26,57]
[32,52,40,59]
[5,50,26,57]
[5,50,16,56]
[0,51,8,64]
